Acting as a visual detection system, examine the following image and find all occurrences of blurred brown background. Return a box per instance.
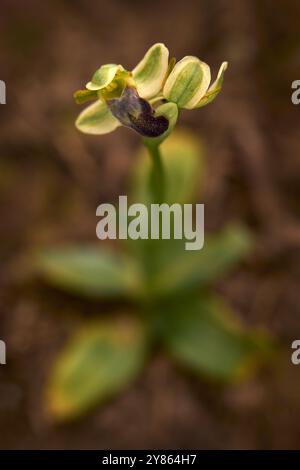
[0,0,300,449]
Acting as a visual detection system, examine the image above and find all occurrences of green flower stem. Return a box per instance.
[145,142,165,204]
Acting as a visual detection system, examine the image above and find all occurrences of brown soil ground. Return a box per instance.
[0,0,300,449]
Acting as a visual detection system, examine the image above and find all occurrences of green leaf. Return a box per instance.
[73,89,98,104]
[149,225,253,296]
[163,56,211,109]
[86,64,122,91]
[196,62,228,108]
[161,294,272,381]
[75,99,120,135]
[47,317,148,420]
[131,129,204,205]
[35,246,142,299]
[132,43,169,99]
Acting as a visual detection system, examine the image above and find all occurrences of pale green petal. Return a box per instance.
[73,89,98,104]
[86,64,122,91]
[132,43,169,99]
[196,61,228,108]
[163,56,211,109]
[75,99,120,135]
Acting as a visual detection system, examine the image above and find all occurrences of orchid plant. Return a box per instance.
[74,43,227,136]
[74,43,227,202]
[35,44,271,420]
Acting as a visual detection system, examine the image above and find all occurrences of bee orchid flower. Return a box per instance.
[74,43,227,139]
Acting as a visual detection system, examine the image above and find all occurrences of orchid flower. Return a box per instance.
[74,43,228,139]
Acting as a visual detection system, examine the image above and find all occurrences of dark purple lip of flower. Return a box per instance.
[107,87,169,138]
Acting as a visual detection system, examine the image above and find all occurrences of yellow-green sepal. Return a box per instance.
[75,99,120,135]
[196,62,228,108]
[163,56,211,109]
[86,64,123,91]
[132,43,169,100]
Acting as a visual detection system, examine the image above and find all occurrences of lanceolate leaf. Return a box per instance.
[149,225,253,296]
[35,246,141,299]
[161,294,272,381]
[47,317,148,420]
